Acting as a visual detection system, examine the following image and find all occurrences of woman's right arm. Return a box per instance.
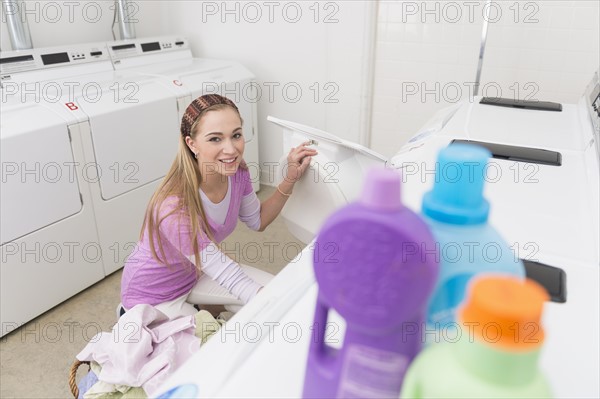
[159,206,262,303]
[256,143,317,231]
[188,243,262,303]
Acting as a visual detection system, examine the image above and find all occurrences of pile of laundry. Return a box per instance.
[74,305,224,398]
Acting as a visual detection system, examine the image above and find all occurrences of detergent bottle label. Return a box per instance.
[428,273,473,326]
[337,345,409,398]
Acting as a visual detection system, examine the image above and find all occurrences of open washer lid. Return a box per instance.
[268,117,387,244]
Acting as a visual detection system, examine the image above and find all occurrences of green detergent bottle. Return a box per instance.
[401,275,553,398]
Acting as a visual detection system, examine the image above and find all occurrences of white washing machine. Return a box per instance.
[156,72,600,398]
[0,43,110,336]
[390,85,599,268]
[107,35,260,192]
[51,65,185,277]
[1,36,264,334]
[2,40,190,279]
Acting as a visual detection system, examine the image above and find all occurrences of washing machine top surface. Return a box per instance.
[466,99,588,151]
[391,87,599,266]
[156,242,599,398]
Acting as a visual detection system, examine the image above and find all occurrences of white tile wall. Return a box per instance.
[370,0,600,158]
[0,0,171,50]
[482,0,600,104]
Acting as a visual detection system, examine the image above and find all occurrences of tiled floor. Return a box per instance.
[0,186,305,398]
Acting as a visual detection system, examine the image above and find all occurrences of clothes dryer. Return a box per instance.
[108,36,260,191]
[0,43,110,335]
[2,41,189,279]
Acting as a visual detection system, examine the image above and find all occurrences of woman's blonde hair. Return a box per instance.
[140,99,243,270]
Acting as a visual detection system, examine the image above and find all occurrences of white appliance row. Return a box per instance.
[157,72,600,398]
[0,36,260,336]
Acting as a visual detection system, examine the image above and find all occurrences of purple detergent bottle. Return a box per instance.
[303,168,439,398]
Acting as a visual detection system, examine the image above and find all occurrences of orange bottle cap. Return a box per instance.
[458,275,549,351]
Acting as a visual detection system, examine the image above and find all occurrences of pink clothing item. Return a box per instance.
[76,304,199,397]
[121,167,256,309]
[239,191,262,231]
[199,176,261,231]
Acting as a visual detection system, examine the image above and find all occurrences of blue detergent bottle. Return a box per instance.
[422,144,525,335]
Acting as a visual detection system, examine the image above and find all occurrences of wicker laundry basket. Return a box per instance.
[68,359,90,398]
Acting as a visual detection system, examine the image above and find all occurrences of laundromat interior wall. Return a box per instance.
[159,1,374,185]
[0,1,171,49]
[1,1,374,186]
[371,0,600,157]
[3,0,598,166]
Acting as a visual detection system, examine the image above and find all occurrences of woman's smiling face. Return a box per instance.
[188,107,245,179]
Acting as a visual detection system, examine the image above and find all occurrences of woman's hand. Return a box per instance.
[259,142,318,230]
[284,141,318,183]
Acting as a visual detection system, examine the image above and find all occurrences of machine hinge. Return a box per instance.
[177,96,187,114]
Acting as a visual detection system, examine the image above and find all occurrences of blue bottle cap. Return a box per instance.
[422,143,491,225]
[155,384,199,398]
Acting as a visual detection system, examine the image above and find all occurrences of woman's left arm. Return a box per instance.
[258,142,318,232]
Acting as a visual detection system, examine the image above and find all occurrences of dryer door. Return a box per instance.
[1,103,82,244]
[74,75,179,200]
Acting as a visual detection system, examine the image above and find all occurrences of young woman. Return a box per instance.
[120,94,317,319]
